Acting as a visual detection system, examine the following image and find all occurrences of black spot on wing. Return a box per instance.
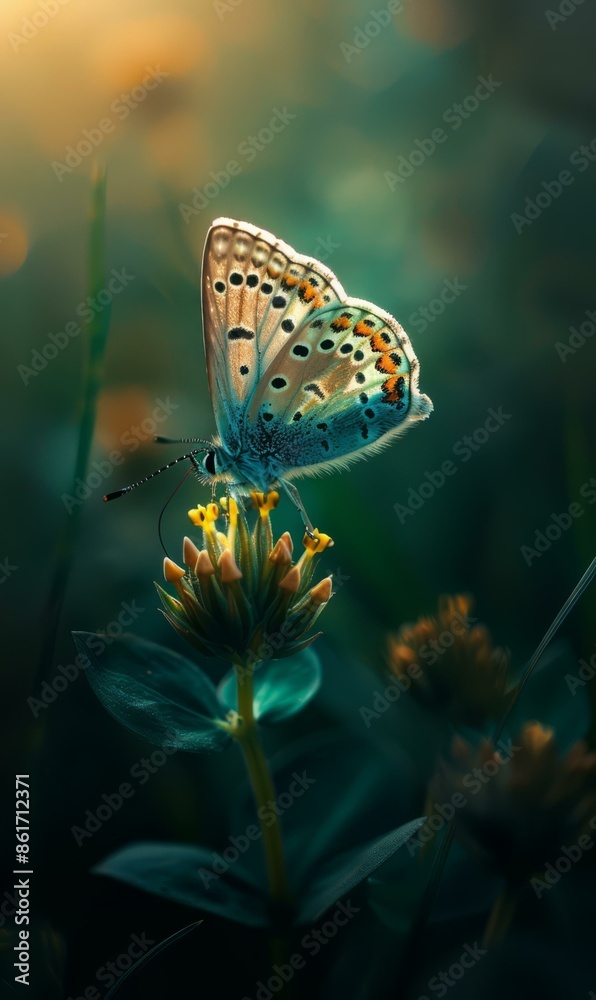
[305,383,325,400]
[228,327,255,341]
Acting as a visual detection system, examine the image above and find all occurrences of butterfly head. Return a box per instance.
[198,447,219,478]
[193,441,237,486]
[197,444,227,481]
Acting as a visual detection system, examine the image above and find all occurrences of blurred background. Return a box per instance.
[1,0,595,996]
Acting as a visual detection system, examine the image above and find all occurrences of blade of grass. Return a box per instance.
[34,163,111,688]
[104,921,202,999]
[494,555,596,742]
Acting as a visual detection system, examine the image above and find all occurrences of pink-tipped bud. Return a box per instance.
[309,576,333,605]
[269,538,292,566]
[279,565,301,594]
[280,531,293,556]
[195,550,215,577]
[218,549,243,583]
[183,536,201,568]
[164,557,185,583]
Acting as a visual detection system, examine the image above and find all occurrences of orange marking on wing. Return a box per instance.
[382,374,406,396]
[354,320,373,337]
[282,272,299,288]
[370,331,393,352]
[299,280,317,302]
[330,315,351,332]
[311,294,325,310]
[375,354,399,374]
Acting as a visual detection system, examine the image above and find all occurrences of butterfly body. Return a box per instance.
[199,218,433,518]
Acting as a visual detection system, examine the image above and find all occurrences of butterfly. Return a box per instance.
[105,218,433,533]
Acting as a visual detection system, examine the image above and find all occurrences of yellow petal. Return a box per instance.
[303,529,334,556]
[188,503,219,531]
[227,496,238,526]
[251,490,279,517]
[188,504,207,527]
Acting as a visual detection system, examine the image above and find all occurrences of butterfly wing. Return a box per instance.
[244,298,433,478]
[201,218,344,452]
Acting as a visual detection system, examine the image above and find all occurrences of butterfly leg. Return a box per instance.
[279,479,316,539]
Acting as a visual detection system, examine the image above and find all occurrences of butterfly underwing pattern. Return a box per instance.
[105,217,433,531]
[199,218,432,525]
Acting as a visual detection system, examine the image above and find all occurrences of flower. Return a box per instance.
[387,595,510,727]
[156,491,334,665]
[429,723,596,883]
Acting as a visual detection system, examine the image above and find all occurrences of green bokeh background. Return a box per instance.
[1,0,595,996]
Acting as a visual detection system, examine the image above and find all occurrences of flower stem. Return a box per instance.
[234,662,291,911]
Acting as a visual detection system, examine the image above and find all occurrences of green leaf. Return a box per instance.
[218,648,322,724]
[93,842,269,927]
[73,632,231,753]
[297,817,425,925]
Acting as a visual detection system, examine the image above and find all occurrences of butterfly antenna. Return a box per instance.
[103,448,206,502]
[158,465,195,558]
[154,436,213,446]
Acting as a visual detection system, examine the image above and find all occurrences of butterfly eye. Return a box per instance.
[204,451,217,475]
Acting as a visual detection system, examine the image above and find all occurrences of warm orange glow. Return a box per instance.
[95,387,155,453]
[0,212,28,276]
[92,15,206,92]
